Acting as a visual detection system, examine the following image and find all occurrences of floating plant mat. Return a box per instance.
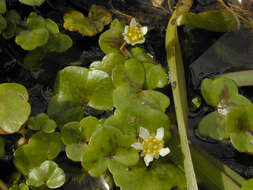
[190,29,253,88]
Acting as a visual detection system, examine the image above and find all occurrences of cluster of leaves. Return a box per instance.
[0,17,186,190]
[198,77,253,153]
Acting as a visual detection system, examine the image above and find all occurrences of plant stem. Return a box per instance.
[166,0,198,190]
[217,70,253,87]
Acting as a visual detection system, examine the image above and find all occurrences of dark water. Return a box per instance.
[0,0,253,189]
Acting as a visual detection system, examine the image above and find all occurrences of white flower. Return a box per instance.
[131,127,170,167]
[122,18,148,46]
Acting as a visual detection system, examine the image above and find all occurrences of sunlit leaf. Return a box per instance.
[108,159,186,190]
[177,9,238,32]
[26,160,65,188]
[19,0,46,6]
[201,77,239,107]
[48,66,114,125]
[28,113,56,133]
[99,19,125,54]
[242,178,253,190]
[198,111,229,141]
[0,83,31,134]
[82,126,139,177]
[0,0,6,14]
[130,47,168,89]
[63,5,111,36]
[45,18,59,34]
[14,131,62,175]
[90,53,126,74]
[105,86,171,140]
[112,58,145,89]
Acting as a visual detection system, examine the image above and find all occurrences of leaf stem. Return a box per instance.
[217,70,253,87]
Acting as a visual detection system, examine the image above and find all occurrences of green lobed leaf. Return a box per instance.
[9,183,29,190]
[44,33,73,53]
[227,105,253,154]
[89,53,126,74]
[0,15,7,32]
[2,18,17,39]
[106,86,171,140]
[99,19,125,54]
[108,159,186,190]
[0,136,4,157]
[45,19,59,34]
[197,111,230,141]
[61,117,101,162]
[0,83,31,134]
[201,77,239,107]
[26,160,65,188]
[28,113,56,133]
[242,178,253,190]
[0,0,6,14]
[130,47,168,89]
[14,131,62,175]
[82,126,139,177]
[19,0,46,6]
[176,9,238,32]
[112,58,145,89]
[63,5,111,36]
[48,66,114,125]
[15,28,49,50]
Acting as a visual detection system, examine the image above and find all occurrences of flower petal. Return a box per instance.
[155,127,164,141]
[124,26,129,34]
[141,26,148,35]
[131,142,143,150]
[144,154,154,166]
[130,18,137,27]
[139,127,150,139]
[159,147,170,157]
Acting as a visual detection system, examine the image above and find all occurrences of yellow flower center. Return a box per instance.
[126,26,143,43]
[142,136,164,155]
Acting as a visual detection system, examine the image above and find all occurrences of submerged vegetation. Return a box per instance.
[0,0,253,190]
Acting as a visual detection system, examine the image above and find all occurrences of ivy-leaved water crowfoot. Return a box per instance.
[131,127,170,166]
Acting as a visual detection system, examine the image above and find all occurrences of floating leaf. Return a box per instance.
[82,126,139,177]
[19,0,46,6]
[0,136,4,157]
[105,86,171,140]
[0,0,6,14]
[15,28,49,50]
[45,19,59,34]
[0,83,31,134]
[177,9,238,32]
[2,18,16,39]
[131,47,168,89]
[242,178,253,190]
[227,105,253,153]
[108,159,186,190]
[44,33,73,52]
[201,77,239,107]
[197,111,229,141]
[63,5,111,36]
[26,160,65,188]
[28,113,56,133]
[61,117,101,162]
[0,15,7,32]
[48,66,114,125]
[90,53,126,74]
[99,19,125,54]
[9,183,29,190]
[14,131,62,175]
[112,58,145,89]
